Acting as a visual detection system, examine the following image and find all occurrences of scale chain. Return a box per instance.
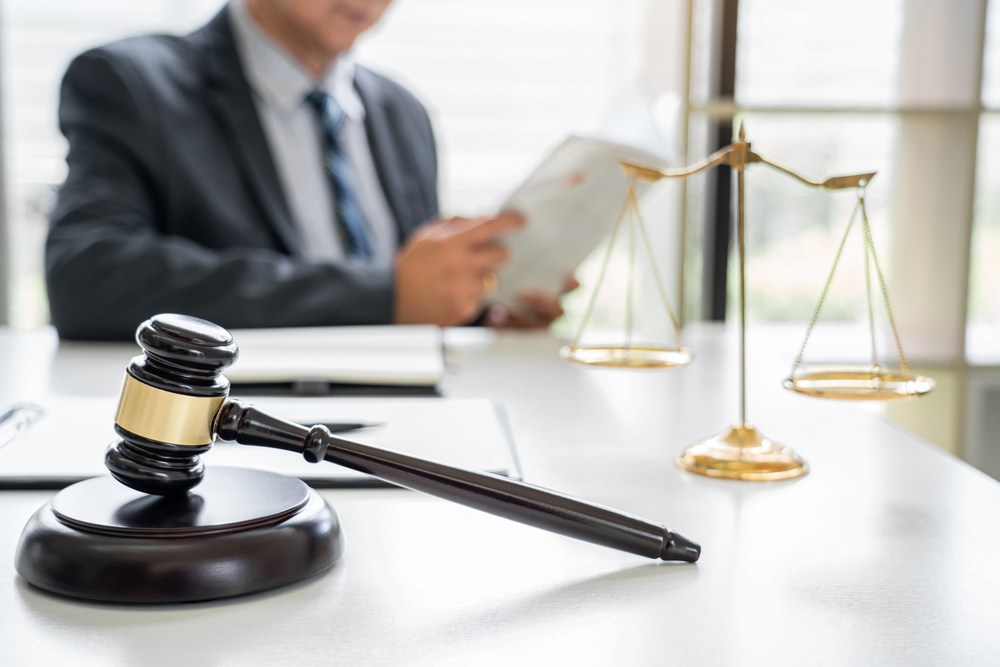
[789,199,861,377]
[861,194,879,373]
[624,185,637,357]
[628,186,683,345]
[571,178,684,355]
[789,192,912,382]
[859,199,911,380]
[570,186,632,350]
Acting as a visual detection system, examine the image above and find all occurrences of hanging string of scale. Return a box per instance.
[562,177,691,369]
[784,184,933,400]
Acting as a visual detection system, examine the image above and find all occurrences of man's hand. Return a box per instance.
[394,213,524,326]
[483,276,580,329]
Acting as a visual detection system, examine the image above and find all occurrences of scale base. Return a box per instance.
[15,467,343,604]
[676,423,809,481]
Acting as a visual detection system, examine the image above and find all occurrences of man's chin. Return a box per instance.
[315,30,362,59]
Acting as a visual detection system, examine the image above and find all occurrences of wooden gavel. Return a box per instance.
[105,314,700,562]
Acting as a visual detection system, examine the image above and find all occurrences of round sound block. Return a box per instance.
[15,467,343,604]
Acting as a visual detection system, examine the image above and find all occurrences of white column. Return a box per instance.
[888,0,987,456]
[891,0,987,363]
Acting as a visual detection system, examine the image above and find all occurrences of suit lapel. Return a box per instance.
[354,69,422,242]
[197,10,303,257]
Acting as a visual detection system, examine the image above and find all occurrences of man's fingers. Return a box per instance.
[468,245,509,272]
[408,217,452,243]
[517,291,564,322]
[425,215,487,241]
[422,212,523,248]
[452,212,525,247]
[483,304,548,329]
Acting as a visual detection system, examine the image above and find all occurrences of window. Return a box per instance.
[727,0,905,325]
[736,0,903,109]
[737,113,897,324]
[3,0,227,327]
[1,0,670,329]
[969,1,1000,363]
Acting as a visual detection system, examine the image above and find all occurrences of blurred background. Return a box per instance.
[1,0,999,477]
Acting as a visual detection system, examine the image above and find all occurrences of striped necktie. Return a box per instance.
[305,90,374,261]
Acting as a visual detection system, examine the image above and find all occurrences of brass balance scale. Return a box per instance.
[562,124,935,481]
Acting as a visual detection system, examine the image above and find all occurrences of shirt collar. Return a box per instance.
[228,0,365,120]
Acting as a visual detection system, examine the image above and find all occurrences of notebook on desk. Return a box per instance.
[225,325,445,396]
[0,396,520,489]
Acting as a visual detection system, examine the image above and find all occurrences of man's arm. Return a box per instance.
[46,48,396,340]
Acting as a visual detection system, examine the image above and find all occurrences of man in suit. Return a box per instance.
[46,0,568,340]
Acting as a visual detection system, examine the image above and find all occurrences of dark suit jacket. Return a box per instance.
[46,7,438,340]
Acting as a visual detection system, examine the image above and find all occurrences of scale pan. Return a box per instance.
[560,345,692,369]
[783,366,935,401]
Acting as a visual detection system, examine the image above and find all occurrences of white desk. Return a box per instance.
[1,325,999,666]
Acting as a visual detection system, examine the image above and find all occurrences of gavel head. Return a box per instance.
[105,314,238,495]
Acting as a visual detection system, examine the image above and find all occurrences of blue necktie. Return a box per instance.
[305,90,374,260]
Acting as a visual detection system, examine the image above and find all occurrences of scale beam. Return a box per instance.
[620,146,735,182]
[751,155,876,191]
[620,153,876,192]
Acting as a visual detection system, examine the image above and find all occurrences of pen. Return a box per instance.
[318,421,385,433]
[0,403,45,450]
[214,421,383,445]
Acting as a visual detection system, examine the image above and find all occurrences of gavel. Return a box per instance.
[104,314,700,563]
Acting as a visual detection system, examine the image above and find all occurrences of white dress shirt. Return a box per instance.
[228,0,398,265]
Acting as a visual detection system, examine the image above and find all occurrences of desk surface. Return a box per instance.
[1,325,999,666]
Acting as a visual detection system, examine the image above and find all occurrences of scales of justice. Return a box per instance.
[562,123,936,481]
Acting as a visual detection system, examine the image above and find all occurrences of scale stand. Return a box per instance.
[578,123,934,481]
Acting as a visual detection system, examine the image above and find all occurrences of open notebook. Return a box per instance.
[0,395,520,489]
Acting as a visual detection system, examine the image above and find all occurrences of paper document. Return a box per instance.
[226,325,444,388]
[496,136,670,309]
[0,396,520,489]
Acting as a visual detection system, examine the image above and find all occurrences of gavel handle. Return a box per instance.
[214,399,699,562]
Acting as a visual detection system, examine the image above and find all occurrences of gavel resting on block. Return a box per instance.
[15,314,699,603]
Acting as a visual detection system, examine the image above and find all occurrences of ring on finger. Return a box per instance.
[481,272,498,299]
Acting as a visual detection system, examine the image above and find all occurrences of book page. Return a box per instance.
[494,136,670,309]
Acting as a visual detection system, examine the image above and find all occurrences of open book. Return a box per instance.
[495,136,670,309]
